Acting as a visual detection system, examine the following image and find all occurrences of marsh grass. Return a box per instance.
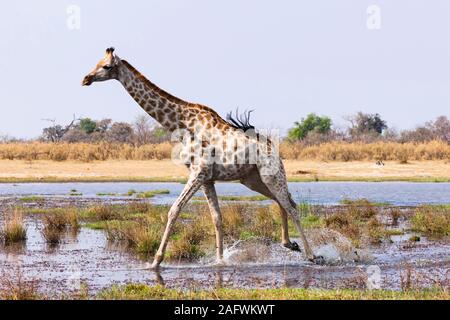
[0,270,41,300]
[85,204,117,221]
[1,208,27,245]
[220,203,281,241]
[41,209,80,244]
[98,283,449,300]
[95,190,170,198]
[41,225,64,244]
[246,205,279,241]
[15,199,419,262]
[168,216,210,260]
[103,204,168,257]
[19,196,45,203]
[106,221,162,257]
[135,189,170,199]
[221,203,247,239]
[324,200,391,246]
[388,208,402,226]
[339,198,390,207]
[193,195,269,202]
[127,189,137,196]
[411,205,450,237]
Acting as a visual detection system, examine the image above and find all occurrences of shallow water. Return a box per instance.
[0,182,449,297]
[0,181,449,205]
[0,214,448,296]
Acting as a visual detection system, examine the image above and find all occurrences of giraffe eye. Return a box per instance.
[103,65,113,70]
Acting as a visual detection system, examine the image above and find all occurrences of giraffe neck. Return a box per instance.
[117,60,187,131]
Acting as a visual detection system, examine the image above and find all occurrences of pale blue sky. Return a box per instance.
[1,1,449,138]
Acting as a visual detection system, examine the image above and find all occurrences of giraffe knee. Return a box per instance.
[167,210,177,221]
[211,214,222,227]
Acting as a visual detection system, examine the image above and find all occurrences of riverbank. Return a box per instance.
[0,160,449,183]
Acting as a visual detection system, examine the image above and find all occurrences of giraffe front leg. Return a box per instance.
[151,173,204,269]
[202,182,224,265]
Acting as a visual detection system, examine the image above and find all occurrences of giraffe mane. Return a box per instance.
[226,109,255,131]
[121,59,245,131]
[121,59,189,105]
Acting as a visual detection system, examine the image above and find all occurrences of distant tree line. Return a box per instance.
[40,115,170,145]
[1,112,448,146]
[288,112,449,144]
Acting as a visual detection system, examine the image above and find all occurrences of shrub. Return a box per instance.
[1,209,27,244]
[411,206,450,237]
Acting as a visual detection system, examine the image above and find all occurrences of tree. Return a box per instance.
[96,118,112,133]
[400,115,450,143]
[107,122,134,143]
[79,118,97,134]
[133,115,153,146]
[41,116,77,142]
[347,112,387,137]
[288,113,332,140]
[430,115,450,142]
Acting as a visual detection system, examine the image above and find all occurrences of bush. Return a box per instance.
[288,113,332,140]
[1,209,27,244]
[411,206,450,237]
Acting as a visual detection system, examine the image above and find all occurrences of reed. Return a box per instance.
[1,208,27,244]
[411,205,450,237]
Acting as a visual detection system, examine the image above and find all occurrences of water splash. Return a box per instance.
[213,229,373,266]
[220,237,305,265]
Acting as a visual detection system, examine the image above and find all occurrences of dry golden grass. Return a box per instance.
[1,140,448,162]
[280,140,450,161]
[411,205,450,237]
[1,208,27,244]
[0,140,448,182]
[0,142,172,162]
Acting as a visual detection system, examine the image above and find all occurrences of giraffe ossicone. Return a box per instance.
[82,47,321,268]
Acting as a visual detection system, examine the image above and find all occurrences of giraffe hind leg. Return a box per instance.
[256,162,320,262]
[240,170,299,251]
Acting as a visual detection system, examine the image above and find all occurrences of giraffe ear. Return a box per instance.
[106,47,115,54]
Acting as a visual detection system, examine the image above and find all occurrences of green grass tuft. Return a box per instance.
[98,284,449,300]
[19,196,45,203]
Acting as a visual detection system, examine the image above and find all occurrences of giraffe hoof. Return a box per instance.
[150,257,163,270]
[310,255,326,265]
[149,262,161,270]
[283,241,301,252]
[213,259,226,267]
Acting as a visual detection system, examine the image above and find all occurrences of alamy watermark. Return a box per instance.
[366,265,382,289]
[170,127,281,176]
[366,5,381,30]
[66,5,81,30]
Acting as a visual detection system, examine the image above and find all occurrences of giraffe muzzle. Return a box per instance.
[82,75,93,86]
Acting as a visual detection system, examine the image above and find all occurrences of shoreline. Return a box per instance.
[0,176,449,183]
[0,159,449,183]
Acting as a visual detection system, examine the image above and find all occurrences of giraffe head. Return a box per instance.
[82,47,121,86]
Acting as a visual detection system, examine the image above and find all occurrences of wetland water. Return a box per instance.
[0,181,449,205]
[0,181,449,296]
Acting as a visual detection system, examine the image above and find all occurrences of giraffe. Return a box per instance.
[82,48,322,269]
